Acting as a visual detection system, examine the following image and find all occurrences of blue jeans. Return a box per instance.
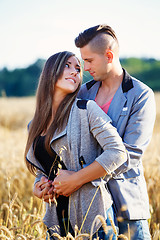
[118,219,151,240]
[92,206,118,240]
[46,206,118,240]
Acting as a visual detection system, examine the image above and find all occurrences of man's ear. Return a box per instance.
[105,50,113,63]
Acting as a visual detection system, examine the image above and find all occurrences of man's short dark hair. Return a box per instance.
[75,24,118,48]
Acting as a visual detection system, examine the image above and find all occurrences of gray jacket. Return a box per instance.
[78,68,156,219]
[27,99,128,235]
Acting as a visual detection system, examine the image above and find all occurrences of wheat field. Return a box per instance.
[0,94,159,239]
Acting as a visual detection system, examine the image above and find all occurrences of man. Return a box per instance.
[34,25,156,239]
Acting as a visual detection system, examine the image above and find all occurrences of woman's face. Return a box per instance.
[55,56,81,97]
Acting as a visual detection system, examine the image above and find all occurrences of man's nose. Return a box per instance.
[84,63,90,71]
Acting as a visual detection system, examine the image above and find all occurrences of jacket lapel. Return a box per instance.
[87,81,101,100]
[26,145,48,176]
[86,69,133,128]
[50,127,67,144]
[108,69,133,127]
[107,85,127,127]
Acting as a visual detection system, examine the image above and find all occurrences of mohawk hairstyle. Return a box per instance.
[75,24,118,48]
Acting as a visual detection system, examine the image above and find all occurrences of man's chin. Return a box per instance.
[93,76,100,82]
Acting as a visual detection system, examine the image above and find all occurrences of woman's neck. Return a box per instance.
[52,91,66,117]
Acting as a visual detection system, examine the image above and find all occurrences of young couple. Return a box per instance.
[25,24,156,240]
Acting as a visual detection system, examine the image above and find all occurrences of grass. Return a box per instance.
[0,94,160,239]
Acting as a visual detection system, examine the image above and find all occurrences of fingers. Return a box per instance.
[33,179,53,199]
[47,186,54,194]
[40,182,53,197]
[33,177,61,204]
[41,186,57,203]
[33,181,44,198]
[40,181,52,190]
[42,193,55,203]
[40,176,48,186]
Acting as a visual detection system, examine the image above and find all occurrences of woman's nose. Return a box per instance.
[71,68,77,75]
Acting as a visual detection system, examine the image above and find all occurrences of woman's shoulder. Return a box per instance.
[75,98,97,110]
[75,98,111,122]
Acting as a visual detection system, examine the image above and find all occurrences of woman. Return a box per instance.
[25,51,127,239]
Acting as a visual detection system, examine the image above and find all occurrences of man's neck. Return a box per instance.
[96,68,123,106]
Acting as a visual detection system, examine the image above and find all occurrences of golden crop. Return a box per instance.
[0,95,159,239]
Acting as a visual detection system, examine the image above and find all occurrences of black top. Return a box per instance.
[33,135,59,180]
[33,135,73,236]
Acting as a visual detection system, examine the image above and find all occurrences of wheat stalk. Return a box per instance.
[79,174,107,234]
[90,215,108,239]
[75,233,90,239]
[0,226,13,238]
[127,223,130,240]
[30,219,42,227]
[15,234,27,240]
[66,232,75,240]
[9,192,18,209]
[117,234,128,239]
[108,212,118,236]
[52,232,63,239]
[0,234,10,240]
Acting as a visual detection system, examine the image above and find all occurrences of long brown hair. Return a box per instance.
[25,51,82,175]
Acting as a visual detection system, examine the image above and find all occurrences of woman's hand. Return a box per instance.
[52,169,80,196]
[33,176,55,203]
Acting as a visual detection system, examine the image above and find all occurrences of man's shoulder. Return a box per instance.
[131,76,153,95]
[123,69,153,95]
[78,79,99,99]
[80,79,96,90]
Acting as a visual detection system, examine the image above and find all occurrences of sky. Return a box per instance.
[0,0,160,70]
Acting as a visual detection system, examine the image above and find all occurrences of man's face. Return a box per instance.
[80,44,108,81]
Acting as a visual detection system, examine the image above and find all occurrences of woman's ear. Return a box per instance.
[105,50,113,63]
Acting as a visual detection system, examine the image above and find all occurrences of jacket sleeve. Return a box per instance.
[34,171,44,185]
[87,100,128,176]
[122,87,156,168]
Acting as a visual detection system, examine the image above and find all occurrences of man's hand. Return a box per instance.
[52,161,107,196]
[33,176,55,203]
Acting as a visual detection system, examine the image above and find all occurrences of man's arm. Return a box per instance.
[52,100,128,196]
[52,161,107,196]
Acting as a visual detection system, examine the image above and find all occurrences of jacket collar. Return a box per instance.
[85,68,134,126]
[86,68,133,93]
[122,68,134,92]
[107,69,134,126]
[50,127,67,143]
